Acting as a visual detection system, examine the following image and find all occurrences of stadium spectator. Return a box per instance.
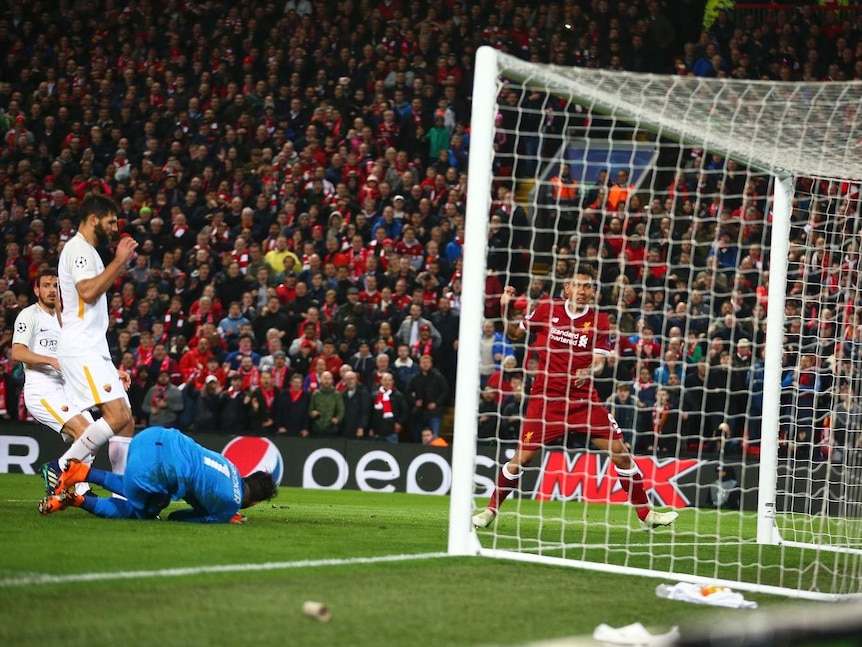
[246,369,278,435]
[369,371,408,443]
[478,319,513,388]
[486,355,519,406]
[392,342,419,391]
[606,382,642,451]
[193,375,224,433]
[500,376,528,442]
[405,354,449,441]
[225,333,261,370]
[308,371,344,437]
[275,372,311,437]
[477,386,502,444]
[341,370,371,439]
[219,373,250,433]
[142,369,184,429]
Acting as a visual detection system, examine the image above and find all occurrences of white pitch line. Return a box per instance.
[0,552,450,588]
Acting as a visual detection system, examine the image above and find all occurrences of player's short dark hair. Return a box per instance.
[242,471,278,508]
[80,194,119,220]
[572,263,597,280]
[36,267,58,286]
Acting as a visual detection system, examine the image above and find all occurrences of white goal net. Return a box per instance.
[447,46,862,601]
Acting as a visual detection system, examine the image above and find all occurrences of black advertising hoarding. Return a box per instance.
[0,423,850,513]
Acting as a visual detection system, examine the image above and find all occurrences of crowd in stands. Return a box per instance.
[0,1,860,457]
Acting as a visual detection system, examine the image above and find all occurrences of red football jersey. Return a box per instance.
[522,300,611,400]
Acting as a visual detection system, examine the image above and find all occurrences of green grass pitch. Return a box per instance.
[0,474,817,647]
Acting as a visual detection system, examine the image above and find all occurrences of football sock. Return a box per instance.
[74,455,95,496]
[84,467,124,495]
[59,418,114,470]
[488,462,522,513]
[616,465,650,521]
[108,435,131,475]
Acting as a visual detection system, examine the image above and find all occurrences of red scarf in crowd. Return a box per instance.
[151,385,167,408]
[260,386,276,410]
[272,365,289,390]
[412,338,433,359]
[322,301,337,321]
[137,344,154,366]
[159,356,173,375]
[374,387,394,419]
[652,403,669,434]
[165,310,185,333]
[0,377,6,415]
[289,386,303,403]
[240,367,260,391]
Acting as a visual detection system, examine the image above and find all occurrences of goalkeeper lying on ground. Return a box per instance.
[38,425,277,523]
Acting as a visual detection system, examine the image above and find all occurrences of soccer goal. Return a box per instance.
[448,46,862,601]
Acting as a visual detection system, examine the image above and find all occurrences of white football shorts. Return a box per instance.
[58,354,130,412]
[24,385,93,437]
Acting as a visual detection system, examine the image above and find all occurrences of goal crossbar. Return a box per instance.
[489,50,862,183]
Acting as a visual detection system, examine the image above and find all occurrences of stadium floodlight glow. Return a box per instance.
[449,45,862,601]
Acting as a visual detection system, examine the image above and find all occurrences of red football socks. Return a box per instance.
[616,465,650,521]
[488,462,522,512]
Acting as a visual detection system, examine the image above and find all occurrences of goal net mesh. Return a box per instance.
[463,48,862,600]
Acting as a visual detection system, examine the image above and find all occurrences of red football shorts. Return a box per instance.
[520,395,622,451]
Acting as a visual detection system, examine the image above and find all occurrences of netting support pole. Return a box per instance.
[757,174,792,545]
[447,46,498,556]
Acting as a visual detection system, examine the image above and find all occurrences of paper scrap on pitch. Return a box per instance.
[592,622,679,646]
[655,582,758,609]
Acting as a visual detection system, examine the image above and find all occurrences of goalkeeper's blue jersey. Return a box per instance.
[125,426,243,523]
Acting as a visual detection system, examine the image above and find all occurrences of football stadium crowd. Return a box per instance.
[0,1,861,458]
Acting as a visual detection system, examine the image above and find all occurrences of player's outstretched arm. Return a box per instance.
[500,286,526,341]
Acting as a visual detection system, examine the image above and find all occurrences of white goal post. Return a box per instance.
[448,46,862,601]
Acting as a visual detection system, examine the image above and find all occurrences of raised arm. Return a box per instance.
[500,286,526,341]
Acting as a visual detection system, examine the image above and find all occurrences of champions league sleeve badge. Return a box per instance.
[74,256,88,268]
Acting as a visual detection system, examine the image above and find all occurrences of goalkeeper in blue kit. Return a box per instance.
[39,426,277,523]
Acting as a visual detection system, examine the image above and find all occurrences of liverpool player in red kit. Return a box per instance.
[473,265,678,531]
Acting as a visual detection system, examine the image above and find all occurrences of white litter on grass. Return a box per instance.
[592,622,679,646]
[656,582,758,609]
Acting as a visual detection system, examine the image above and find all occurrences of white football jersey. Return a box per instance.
[12,302,64,392]
[58,233,110,357]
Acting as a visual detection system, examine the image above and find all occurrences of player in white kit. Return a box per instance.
[49,194,138,486]
[11,269,96,493]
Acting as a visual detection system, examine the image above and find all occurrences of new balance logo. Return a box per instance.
[552,317,559,323]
